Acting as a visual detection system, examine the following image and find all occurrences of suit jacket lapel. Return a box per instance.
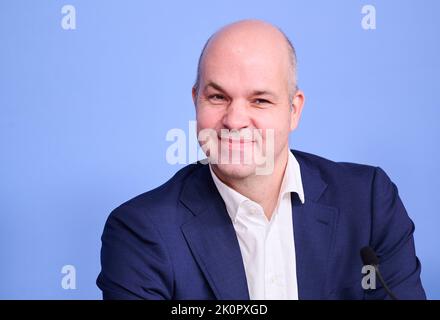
[180,164,250,300]
[293,151,339,299]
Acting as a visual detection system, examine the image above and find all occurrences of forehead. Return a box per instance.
[201,45,289,94]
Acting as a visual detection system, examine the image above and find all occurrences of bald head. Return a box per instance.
[193,19,298,100]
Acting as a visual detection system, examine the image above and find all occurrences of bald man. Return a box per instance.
[97,20,425,300]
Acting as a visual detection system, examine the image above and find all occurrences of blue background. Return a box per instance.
[0,0,439,299]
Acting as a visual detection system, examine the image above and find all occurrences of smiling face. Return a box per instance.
[193,20,304,180]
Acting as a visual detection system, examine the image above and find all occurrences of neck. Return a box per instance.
[212,148,290,220]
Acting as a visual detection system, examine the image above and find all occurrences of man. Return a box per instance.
[97,20,425,299]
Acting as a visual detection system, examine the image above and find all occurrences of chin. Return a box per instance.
[213,162,257,180]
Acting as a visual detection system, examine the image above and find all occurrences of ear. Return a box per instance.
[192,86,198,107]
[289,89,305,131]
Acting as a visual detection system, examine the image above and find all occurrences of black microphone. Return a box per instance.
[360,246,398,300]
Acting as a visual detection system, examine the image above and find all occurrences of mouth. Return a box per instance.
[226,137,253,143]
[219,137,255,151]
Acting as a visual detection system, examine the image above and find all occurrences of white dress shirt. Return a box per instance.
[209,151,305,300]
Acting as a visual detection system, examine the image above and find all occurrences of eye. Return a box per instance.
[208,94,226,102]
[254,98,271,105]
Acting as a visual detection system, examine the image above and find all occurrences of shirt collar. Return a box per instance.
[209,164,250,222]
[209,151,305,222]
[281,150,305,204]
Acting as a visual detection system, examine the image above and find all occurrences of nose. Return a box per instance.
[222,99,251,130]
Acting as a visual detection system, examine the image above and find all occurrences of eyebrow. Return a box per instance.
[204,81,226,93]
[251,90,278,99]
[204,81,278,99]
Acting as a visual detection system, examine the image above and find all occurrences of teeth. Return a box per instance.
[219,129,255,142]
[226,138,252,142]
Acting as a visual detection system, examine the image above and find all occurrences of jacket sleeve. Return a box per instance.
[365,167,426,300]
[96,204,174,300]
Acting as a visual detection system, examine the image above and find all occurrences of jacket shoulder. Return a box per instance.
[109,163,204,224]
[292,149,379,189]
[292,150,378,177]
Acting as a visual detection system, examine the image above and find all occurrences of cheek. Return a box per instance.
[254,113,291,147]
[196,106,224,130]
[254,113,289,133]
[196,108,211,129]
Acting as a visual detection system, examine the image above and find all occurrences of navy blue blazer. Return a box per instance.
[97,150,426,300]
